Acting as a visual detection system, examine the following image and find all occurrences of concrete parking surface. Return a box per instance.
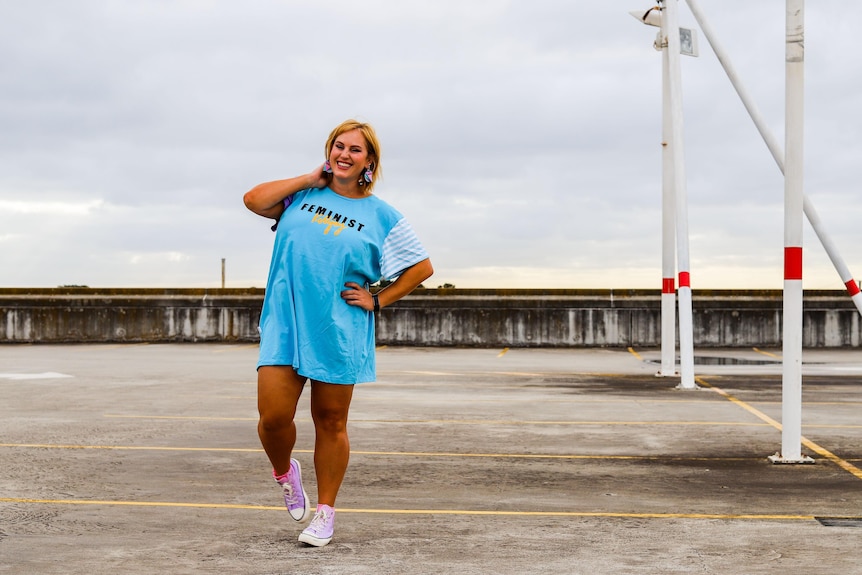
[1,344,861,574]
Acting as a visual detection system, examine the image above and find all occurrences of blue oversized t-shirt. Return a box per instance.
[257,187,428,383]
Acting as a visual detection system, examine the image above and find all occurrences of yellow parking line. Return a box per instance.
[349,420,772,426]
[101,413,861,430]
[102,414,773,427]
[0,443,269,453]
[753,347,781,359]
[1,443,777,462]
[363,397,862,407]
[6,444,860,465]
[497,347,510,357]
[353,397,729,405]
[697,376,862,481]
[0,497,814,521]
[0,497,277,510]
[351,450,750,461]
[339,508,814,521]
[104,414,258,421]
[377,370,638,378]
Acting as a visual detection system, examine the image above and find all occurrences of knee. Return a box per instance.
[258,408,294,434]
[312,408,349,435]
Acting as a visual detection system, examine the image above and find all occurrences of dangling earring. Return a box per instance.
[323,160,333,174]
[363,165,373,184]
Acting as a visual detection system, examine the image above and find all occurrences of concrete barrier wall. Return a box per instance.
[1,288,860,347]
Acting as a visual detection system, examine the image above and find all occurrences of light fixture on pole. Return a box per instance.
[630,2,698,388]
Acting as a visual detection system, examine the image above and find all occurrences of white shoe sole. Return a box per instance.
[298,531,332,547]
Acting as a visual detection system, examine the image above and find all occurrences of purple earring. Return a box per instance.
[363,166,373,183]
[323,160,333,174]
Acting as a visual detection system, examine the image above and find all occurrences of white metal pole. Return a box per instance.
[660,5,678,377]
[777,0,806,463]
[664,0,696,389]
[684,0,862,317]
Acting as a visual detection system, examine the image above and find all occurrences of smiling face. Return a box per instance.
[328,129,372,183]
[323,120,382,194]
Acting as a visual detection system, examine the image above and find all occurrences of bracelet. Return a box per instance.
[372,294,380,313]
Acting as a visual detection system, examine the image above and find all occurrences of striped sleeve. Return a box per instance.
[380,218,429,280]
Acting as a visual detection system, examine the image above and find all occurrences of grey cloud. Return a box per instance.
[1,1,861,288]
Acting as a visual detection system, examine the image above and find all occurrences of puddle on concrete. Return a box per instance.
[816,517,862,528]
[694,356,779,366]
[647,357,779,366]
[647,356,821,366]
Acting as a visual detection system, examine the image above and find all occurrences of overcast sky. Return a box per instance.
[2,1,861,290]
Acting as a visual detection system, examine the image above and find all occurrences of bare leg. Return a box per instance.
[309,381,354,506]
[257,366,307,475]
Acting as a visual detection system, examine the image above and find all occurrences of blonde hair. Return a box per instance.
[324,119,382,193]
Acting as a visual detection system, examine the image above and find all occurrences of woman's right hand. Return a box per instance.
[308,163,331,189]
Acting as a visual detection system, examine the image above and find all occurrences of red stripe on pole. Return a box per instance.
[662,278,675,293]
[678,271,691,288]
[845,279,861,297]
[784,247,803,280]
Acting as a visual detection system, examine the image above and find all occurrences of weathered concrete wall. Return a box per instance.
[374,291,663,347]
[0,289,261,343]
[1,288,860,347]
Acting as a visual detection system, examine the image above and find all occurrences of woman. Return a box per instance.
[243,119,433,547]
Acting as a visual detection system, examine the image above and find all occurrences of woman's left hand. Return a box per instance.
[341,282,373,311]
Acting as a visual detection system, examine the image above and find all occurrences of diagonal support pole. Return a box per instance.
[684,0,862,316]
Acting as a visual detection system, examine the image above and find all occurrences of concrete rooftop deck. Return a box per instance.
[1,344,861,574]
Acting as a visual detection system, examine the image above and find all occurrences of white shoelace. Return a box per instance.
[307,509,332,534]
[282,482,299,505]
